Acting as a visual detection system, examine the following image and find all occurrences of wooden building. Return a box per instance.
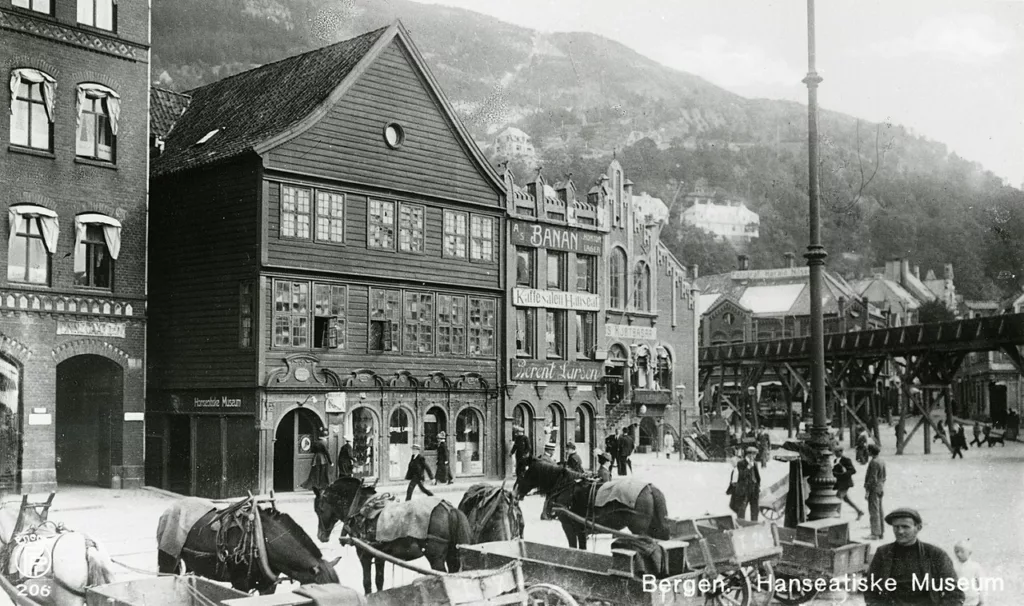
[1,0,150,493]
[147,22,505,498]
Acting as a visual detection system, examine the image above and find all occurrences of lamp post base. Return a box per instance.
[805,425,842,520]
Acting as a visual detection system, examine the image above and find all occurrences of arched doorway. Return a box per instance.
[574,405,592,469]
[56,355,123,486]
[388,408,412,480]
[639,416,659,452]
[273,407,322,492]
[0,357,21,492]
[347,407,376,479]
[545,404,564,463]
[455,408,483,476]
[423,406,446,471]
[513,403,533,442]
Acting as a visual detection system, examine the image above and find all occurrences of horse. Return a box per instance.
[0,499,114,606]
[312,478,471,595]
[513,457,669,549]
[156,497,338,594]
[456,483,524,543]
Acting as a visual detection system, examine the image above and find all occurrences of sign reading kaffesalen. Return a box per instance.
[510,219,602,255]
[513,288,600,311]
[511,359,604,382]
[605,324,657,340]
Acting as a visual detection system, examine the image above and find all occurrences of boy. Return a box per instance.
[955,540,984,606]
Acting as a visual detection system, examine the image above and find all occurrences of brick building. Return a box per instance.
[147,22,506,498]
[0,0,150,493]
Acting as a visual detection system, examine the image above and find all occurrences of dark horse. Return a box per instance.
[157,497,339,594]
[514,457,669,549]
[313,478,471,595]
[456,483,524,543]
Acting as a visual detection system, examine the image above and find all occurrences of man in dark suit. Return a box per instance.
[832,447,864,520]
[604,434,619,474]
[616,427,634,476]
[435,431,452,485]
[509,426,532,478]
[864,444,886,540]
[864,508,964,605]
[405,444,434,500]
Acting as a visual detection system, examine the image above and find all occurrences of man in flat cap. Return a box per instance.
[865,507,964,605]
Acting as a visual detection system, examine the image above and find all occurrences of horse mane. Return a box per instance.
[261,509,322,559]
[528,457,585,482]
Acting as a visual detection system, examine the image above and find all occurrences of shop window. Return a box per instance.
[403,292,434,354]
[576,254,597,293]
[369,288,401,352]
[73,213,120,289]
[513,404,532,440]
[424,408,446,451]
[546,310,566,359]
[575,311,596,359]
[654,348,672,390]
[281,186,311,239]
[13,0,52,15]
[7,207,57,285]
[368,199,395,249]
[443,210,467,258]
[546,251,566,290]
[437,294,467,355]
[315,191,344,243]
[398,203,424,253]
[0,357,21,492]
[455,408,482,475]
[609,248,627,309]
[9,68,55,151]
[273,281,309,347]
[516,247,535,287]
[76,84,119,162]
[349,408,376,478]
[470,215,494,261]
[516,308,535,357]
[78,0,115,30]
[468,298,495,356]
[239,281,255,348]
[313,284,346,349]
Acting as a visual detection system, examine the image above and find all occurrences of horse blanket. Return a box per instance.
[156,497,217,560]
[594,478,649,509]
[375,497,444,543]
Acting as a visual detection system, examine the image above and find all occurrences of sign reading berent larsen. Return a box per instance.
[513,288,601,310]
[510,359,604,382]
[510,219,602,254]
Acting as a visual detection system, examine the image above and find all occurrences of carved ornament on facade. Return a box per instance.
[265,353,342,387]
[0,334,33,361]
[0,10,144,61]
[0,291,137,317]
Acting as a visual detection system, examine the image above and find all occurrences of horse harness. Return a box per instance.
[182,497,277,588]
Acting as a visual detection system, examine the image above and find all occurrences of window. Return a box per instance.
[516,308,535,357]
[398,203,424,253]
[403,292,434,354]
[575,311,596,358]
[10,69,55,151]
[546,251,566,290]
[369,288,400,352]
[576,254,596,293]
[634,262,651,311]
[443,210,467,258]
[468,297,495,356]
[368,200,395,249]
[437,295,467,355]
[239,282,255,349]
[470,215,494,261]
[12,0,51,15]
[73,225,113,288]
[575,407,587,443]
[281,186,311,239]
[273,281,309,347]
[315,191,344,243]
[313,284,346,348]
[545,310,565,359]
[515,247,535,287]
[7,210,54,285]
[77,0,114,30]
[609,248,627,309]
[76,84,119,162]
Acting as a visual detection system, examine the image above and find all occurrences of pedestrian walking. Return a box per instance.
[300,427,332,491]
[832,447,864,521]
[864,508,964,605]
[729,447,761,521]
[336,434,354,478]
[951,424,968,459]
[756,428,771,468]
[616,427,634,476]
[405,444,434,500]
[564,442,584,473]
[435,432,453,485]
[509,426,532,477]
[596,453,612,482]
[864,444,886,540]
[895,418,906,449]
[954,540,985,606]
[663,432,675,459]
[970,421,983,447]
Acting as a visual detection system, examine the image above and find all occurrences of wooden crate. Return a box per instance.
[794,519,850,548]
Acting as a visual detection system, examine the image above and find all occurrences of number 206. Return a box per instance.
[17,583,52,597]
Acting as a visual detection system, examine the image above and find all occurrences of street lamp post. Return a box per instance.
[803,0,841,520]
[747,385,758,433]
[676,383,687,461]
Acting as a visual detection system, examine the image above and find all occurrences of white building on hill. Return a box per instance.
[680,180,759,242]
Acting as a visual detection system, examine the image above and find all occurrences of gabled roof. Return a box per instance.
[696,266,863,317]
[149,87,191,140]
[151,21,504,192]
[853,276,921,311]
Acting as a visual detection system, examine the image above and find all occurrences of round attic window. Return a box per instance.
[384,123,405,149]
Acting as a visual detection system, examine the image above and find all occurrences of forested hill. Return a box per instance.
[152,0,1024,300]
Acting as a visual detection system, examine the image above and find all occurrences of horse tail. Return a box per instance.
[648,486,670,541]
[85,536,115,586]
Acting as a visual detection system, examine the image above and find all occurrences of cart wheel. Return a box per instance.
[527,583,580,606]
[743,563,776,606]
[770,572,819,605]
[703,569,751,606]
[759,506,782,522]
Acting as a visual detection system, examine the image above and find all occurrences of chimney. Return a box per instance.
[783,252,796,268]
[914,265,921,280]
[838,296,846,316]
[901,259,910,284]
[624,178,634,196]
[737,255,749,271]
[885,258,900,282]
[526,170,543,204]
[688,264,699,279]
[944,263,954,281]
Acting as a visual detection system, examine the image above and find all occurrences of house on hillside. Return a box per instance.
[147,22,506,498]
[493,126,536,164]
[679,180,759,243]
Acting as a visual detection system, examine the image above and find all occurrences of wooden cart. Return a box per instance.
[85,576,249,606]
[770,518,872,605]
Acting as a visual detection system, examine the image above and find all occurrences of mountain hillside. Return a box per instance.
[152,0,1024,301]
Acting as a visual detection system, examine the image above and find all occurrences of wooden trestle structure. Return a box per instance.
[698,313,1024,455]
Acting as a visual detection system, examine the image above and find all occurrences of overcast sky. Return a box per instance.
[414,0,1024,187]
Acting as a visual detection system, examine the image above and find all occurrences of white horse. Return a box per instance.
[0,498,115,606]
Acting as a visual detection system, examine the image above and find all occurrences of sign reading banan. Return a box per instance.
[511,359,604,382]
[514,288,601,311]
[605,324,657,340]
[510,220,602,255]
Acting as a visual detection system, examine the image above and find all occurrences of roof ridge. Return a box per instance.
[152,85,192,99]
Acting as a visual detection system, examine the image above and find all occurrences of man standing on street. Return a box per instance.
[509,426,532,478]
[337,434,355,478]
[832,447,864,521]
[865,444,886,540]
[616,427,634,476]
[405,444,434,500]
[864,508,964,605]
[604,433,619,473]
[435,432,452,485]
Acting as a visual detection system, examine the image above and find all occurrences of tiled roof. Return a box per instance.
[149,87,191,140]
[151,26,388,177]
